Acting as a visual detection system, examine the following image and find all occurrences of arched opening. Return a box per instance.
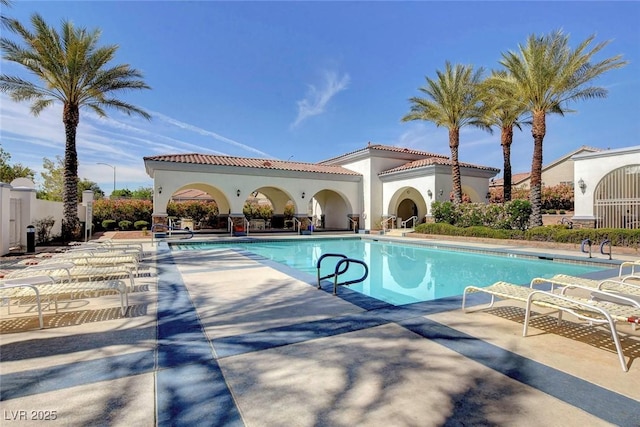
[309,189,351,230]
[168,184,227,230]
[594,165,640,229]
[388,187,428,228]
[243,187,296,230]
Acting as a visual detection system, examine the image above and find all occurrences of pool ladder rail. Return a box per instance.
[316,253,369,295]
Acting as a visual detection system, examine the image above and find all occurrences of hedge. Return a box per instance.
[414,223,639,248]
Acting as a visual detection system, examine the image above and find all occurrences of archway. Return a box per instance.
[168,183,227,230]
[388,187,428,227]
[309,189,351,230]
[594,165,640,229]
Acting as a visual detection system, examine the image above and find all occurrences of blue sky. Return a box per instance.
[1,1,639,193]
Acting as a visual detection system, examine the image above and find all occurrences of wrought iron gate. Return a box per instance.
[594,165,640,229]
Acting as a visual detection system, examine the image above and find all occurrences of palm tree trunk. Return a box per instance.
[501,126,513,202]
[449,128,462,203]
[62,103,80,241]
[529,111,546,227]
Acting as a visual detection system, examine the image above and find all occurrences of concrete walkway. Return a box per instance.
[1,236,638,426]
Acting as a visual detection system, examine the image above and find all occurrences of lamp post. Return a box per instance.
[97,163,116,197]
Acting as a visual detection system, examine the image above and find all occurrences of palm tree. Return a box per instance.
[480,71,530,202]
[402,62,488,203]
[1,13,151,240]
[498,30,627,226]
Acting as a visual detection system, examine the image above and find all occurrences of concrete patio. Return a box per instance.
[1,236,638,426]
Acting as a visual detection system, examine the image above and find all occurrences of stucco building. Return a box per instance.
[144,143,500,232]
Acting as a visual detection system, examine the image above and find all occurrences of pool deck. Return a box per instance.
[1,235,639,426]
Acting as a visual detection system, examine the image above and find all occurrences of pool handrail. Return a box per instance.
[315,253,369,295]
[316,253,349,288]
[151,224,193,245]
[332,258,368,295]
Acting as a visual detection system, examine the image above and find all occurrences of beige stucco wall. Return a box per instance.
[573,146,640,221]
[149,165,362,229]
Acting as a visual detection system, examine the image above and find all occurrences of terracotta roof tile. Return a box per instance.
[490,172,530,186]
[320,143,449,163]
[143,153,361,176]
[380,157,500,175]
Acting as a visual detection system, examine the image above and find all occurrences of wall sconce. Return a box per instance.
[301,191,305,199]
[158,186,162,194]
[236,189,241,197]
[427,189,433,199]
[438,189,443,196]
[578,178,586,194]
[486,192,491,200]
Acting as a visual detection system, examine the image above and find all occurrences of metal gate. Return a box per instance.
[594,165,640,229]
[9,198,21,248]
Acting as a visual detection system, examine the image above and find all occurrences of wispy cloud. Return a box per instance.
[0,94,275,189]
[150,111,273,158]
[291,71,350,128]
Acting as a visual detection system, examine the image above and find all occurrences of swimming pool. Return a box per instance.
[172,238,603,306]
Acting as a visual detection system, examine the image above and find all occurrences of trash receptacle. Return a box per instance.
[26,225,36,253]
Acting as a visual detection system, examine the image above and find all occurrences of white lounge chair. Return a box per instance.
[462,281,640,372]
[1,274,129,317]
[618,260,640,282]
[530,274,640,307]
[5,262,136,291]
[37,253,139,274]
[0,281,44,329]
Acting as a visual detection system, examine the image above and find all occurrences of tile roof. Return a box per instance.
[143,153,361,176]
[380,157,500,176]
[320,143,449,163]
[490,172,530,187]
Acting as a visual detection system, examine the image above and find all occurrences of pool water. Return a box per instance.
[172,238,602,306]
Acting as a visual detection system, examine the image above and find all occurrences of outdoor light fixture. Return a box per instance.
[427,189,433,198]
[158,186,162,194]
[486,192,491,199]
[578,178,586,194]
[236,189,241,197]
[439,189,444,196]
[301,191,305,199]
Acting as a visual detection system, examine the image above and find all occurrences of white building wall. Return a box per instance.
[573,146,640,220]
[34,199,64,237]
[151,168,361,223]
[0,183,10,255]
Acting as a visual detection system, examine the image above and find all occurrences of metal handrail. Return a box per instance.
[382,215,396,232]
[292,217,301,233]
[151,224,194,245]
[244,218,250,236]
[332,258,368,295]
[348,217,358,233]
[316,253,369,295]
[401,215,418,229]
[228,217,234,237]
[317,253,349,287]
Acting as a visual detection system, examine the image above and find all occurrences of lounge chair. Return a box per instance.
[4,262,136,291]
[37,253,139,274]
[619,260,640,282]
[462,281,640,372]
[530,274,640,307]
[1,274,129,317]
[0,281,44,329]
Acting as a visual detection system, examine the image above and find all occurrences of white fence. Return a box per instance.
[0,179,67,255]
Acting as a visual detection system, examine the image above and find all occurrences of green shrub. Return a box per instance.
[118,220,133,230]
[34,216,56,244]
[432,201,459,225]
[505,200,532,230]
[102,219,117,230]
[134,220,149,230]
[415,219,639,248]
